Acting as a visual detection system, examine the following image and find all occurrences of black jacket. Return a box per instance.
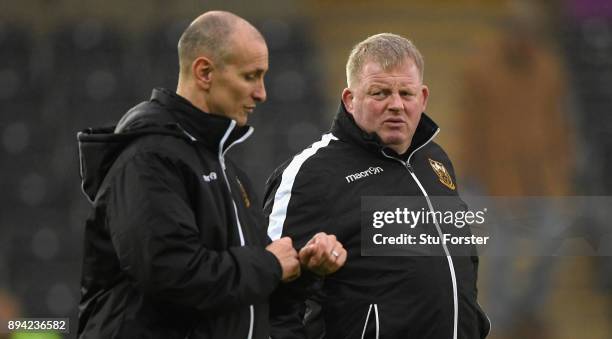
[77,88,282,338]
[263,103,490,339]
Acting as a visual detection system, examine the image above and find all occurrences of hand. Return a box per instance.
[299,232,347,276]
[266,237,301,282]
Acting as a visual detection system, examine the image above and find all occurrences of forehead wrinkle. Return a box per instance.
[363,76,419,89]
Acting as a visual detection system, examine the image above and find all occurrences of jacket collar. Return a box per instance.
[330,101,439,160]
[148,88,253,153]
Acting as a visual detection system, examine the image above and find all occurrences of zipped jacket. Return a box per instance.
[77,88,282,339]
[263,103,490,339]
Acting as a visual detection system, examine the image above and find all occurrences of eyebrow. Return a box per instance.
[247,68,267,76]
[367,81,417,89]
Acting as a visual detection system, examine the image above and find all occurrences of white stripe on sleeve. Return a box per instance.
[267,133,337,240]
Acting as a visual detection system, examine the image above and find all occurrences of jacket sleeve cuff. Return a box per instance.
[263,247,284,282]
[228,246,283,301]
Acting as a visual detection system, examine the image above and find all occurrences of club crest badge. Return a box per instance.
[428,158,456,190]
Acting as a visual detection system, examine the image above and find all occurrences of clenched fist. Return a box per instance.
[299,232,347,276]
[266,237,301,282]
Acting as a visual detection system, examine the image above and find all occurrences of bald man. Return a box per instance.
[76,11,345,339]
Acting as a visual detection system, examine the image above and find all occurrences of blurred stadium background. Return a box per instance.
[1,0,611,338]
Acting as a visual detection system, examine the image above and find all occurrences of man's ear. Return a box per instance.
[192,56,214,90]
[420,85,429,111]
[341,88,355,113]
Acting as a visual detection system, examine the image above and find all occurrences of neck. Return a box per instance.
[386,141,411,156]
[176,80,210,113]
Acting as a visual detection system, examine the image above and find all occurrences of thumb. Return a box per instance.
[299,244,315,262]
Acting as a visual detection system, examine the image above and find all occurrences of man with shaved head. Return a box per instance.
[76,11,345,339]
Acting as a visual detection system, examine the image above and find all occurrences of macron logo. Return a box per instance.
[345,166,384,183]
[202,172,218,182]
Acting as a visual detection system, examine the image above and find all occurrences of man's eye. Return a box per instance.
[245,73,262,81]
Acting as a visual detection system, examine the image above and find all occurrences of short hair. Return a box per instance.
[346,33,425,87]
[177,12,238,75]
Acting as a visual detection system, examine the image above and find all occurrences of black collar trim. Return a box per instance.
[330,101,439,160]
[148,88,253,152]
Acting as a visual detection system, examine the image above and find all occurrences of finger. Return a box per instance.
[321,246,346,274]
[312,232,327,245]
[299,244,312,257]
[333,247,348,269]
[320,239,339,265]
[315,242,335,266]
[299,244,315,264]
[315,234,333,254]
[330,247,341,262]
[308,243,325,268]
[321,246,340,271]
[285,268,301,282]
[308,255,323,270]
[310,242,324,261]
[319,252,338,271]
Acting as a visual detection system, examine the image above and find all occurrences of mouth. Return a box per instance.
[244,106,256,113]
[383,118,406,126]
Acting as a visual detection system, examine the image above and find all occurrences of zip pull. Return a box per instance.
[381,149,413,173]
[405,162,414,173]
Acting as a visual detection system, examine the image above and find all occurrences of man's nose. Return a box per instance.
[253,81,267,103]
[388,92,403,112]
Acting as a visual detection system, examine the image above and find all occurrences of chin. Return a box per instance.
[381,133,409,146]
[233,115,248,126]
